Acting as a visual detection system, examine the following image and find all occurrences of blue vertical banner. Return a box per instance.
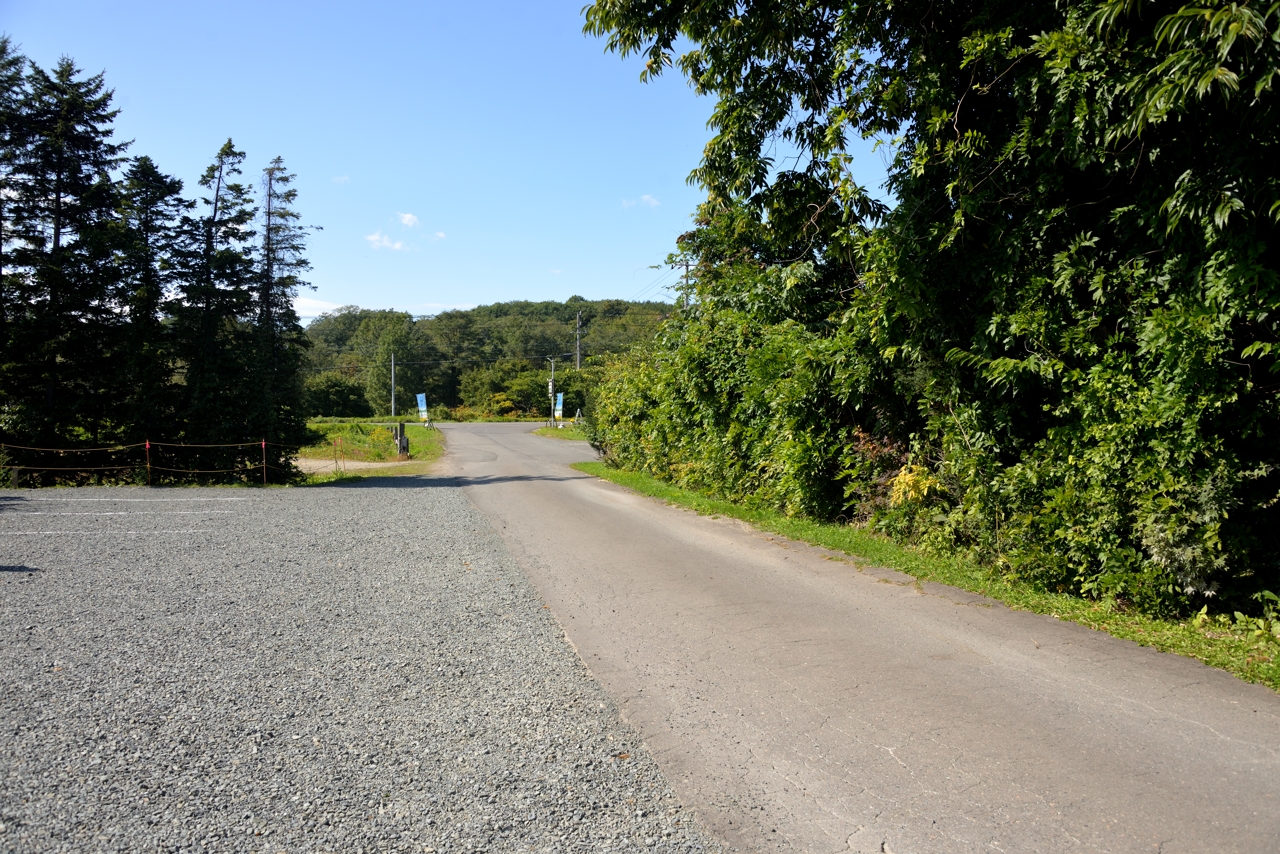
[554,392,564,420]
[416,393,428,420]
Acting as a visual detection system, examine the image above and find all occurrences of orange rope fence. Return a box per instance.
[0,439,295,485]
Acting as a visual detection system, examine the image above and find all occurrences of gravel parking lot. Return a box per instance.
[0,479,720,854]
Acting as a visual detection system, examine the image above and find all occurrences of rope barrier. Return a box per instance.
[149,465,265,474]
[148,441,267,448]
[1,440,274,452]
[0,438,283,483]
[0,442,147,452]
[0,435,401,483]
[3,464,138,472]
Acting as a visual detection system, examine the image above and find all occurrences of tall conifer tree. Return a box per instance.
[251,156,312,474]
[0,38,28,419]
[118,156,189,440]
[6,57,126,445]
[171,139,256,454]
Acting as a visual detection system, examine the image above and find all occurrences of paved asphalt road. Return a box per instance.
[442,422,1280,854]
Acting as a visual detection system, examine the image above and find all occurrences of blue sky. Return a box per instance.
[2,0,888,318]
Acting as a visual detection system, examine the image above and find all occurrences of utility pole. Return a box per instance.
[678,259,691,287]
[390,351,396,417]
[546,356,557,426]
[575,311,582,370]
[674,258,692,309]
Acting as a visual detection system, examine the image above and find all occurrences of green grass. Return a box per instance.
[573,461,1280,693]
[533,424,590,441]
[300,422,446,483]
[303,422,445,463]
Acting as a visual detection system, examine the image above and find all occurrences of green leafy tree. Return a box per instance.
[305,305,375,372]
[303,371,372,418]
[303,299,674,412]
[586,0,1280,615]
[349,311,444,415]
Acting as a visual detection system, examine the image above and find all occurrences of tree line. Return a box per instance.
[585,0,1280,618]
[303,297,671,419]
[0,40,312,483]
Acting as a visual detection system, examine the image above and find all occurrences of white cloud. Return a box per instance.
[622,194,660,208]
[398,212,419,227]
[404,301,477,312]
[332,175,350,184]
[549,268,563,275]
[293,296,344,317]
[434,231,446,240]
[366,231,406,251]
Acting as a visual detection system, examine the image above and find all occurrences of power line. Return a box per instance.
[301,352,619,374]
[629,266,679,302]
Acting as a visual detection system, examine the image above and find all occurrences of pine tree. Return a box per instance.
[170,139,256,469]
[251,156,313,476]
[0,38,28,422]
[5,56,127,446]
[117,156,189,441]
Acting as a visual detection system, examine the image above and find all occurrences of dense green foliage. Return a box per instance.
[586,0,1280,616]
[0,42,314,483]
[303,297,670,418]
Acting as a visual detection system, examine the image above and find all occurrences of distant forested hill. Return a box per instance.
[302,296,671,417]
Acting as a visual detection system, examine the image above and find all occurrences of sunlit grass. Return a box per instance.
[302,422,444,463]
[533,424,590,441]
[300,423,446,483]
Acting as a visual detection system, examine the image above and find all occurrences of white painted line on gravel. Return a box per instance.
[7,511,235,515]
[0,530,214,535]
[14,497,248,502]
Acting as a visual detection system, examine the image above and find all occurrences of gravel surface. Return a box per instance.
[0,480,721,854]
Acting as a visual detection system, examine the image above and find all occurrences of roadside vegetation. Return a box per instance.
[585,1,1280,631]
[576,462,1280,692]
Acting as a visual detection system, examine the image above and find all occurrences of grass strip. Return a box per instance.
[573,461,1280,693]
[532,425,590,441]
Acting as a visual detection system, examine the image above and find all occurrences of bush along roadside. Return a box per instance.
[573,461,1280,692]
[583,3,1280,643]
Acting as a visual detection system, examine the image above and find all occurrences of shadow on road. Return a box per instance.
[315,473,588,489]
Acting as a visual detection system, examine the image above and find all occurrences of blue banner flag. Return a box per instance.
[554,392,564,420]
[416,393,428,420]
